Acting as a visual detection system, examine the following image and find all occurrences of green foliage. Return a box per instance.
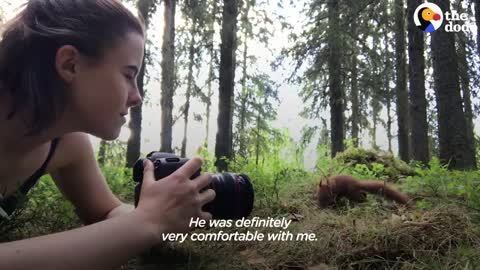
[235,155,314,214]
[1,165,135,240]
[475,135,480,169]
[1,176,80,240]
[316,144,400,185]
[334,146,415,181]
[29,176,78,224]
[351,162,384,179]
[229,128,315,212]
[98,140,127,167]
[195,143,217,173]
[4,142,480,270]
[100,164,135,202]
[404,157,480,211]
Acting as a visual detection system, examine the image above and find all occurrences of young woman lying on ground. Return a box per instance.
[0,1,215,269]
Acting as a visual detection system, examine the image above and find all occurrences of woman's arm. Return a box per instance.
[105,202,135,219]
[0,133,215,269]
[0,209,158,270]
[47,133,127,224]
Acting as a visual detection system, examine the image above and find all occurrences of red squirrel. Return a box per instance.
[315,175,413,207]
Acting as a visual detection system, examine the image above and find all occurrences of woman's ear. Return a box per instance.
[55,45,80,83]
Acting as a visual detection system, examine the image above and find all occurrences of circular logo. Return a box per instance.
[414,3,443,32]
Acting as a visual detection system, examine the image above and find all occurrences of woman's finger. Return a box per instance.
[198,188,216,205]
[193,173,212,190]
[198,210,213,222]
[171,157,203,179]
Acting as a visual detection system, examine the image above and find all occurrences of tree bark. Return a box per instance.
[181,18,197,157]
[204,0,218,149]
[457,29,477,169]
[126,73,144,167]
[215,0,238,171]
[371,106,378,149]
[328,0,344,157]
[395,0,411,162]
[407,0,429,164]
[475,0,480,54]
[238,0,250,159]
[125,0,155,167]
[350,6,359,148]
[430,0,476,170]
[160,0,176,153]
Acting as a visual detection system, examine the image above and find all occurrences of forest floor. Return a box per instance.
[2,172,480,269]
[120,182,480,270]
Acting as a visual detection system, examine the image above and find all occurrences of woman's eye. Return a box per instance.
[125,74,135,81]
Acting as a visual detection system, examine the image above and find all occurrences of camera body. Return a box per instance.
[133,152,254,220]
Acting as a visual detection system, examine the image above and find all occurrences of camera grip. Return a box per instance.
[132,156,201,208]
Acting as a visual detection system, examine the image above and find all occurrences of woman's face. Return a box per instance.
[62,32,144,140]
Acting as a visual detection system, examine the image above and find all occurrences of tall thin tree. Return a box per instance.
[475,0,480,54]
[203,0,219,149]
[180,3,199,157]
[407,0,429,164]
[160,0,176,153]
[126,0,156,167]
[237,0,251,159]
[430,0,476,169]
[395,0,411,162]
[215,0,238,171]
[328,0,344,157]
[350,14,360,147]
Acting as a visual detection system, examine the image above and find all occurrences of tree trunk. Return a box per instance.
[126,0,155,167]
[255,110,260,166]
[475,0,480,54]
[350,8,359,148]
[126,72,144,166]
[98,140,108,166]
[387,99,393,153]
[371,107,377,149]
[238,0,250,159]
[407,0,429,164]
[215,0,238,171]
[181,18,197,157]
[395,0,411,162]
[430,0,476,170]
[328,0,344,157]
[160,0,176,153]
[384,3,392,153]
[204,1,218,149]
[457,28,477,168]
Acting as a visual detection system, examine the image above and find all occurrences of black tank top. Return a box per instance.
[0,138,60,218]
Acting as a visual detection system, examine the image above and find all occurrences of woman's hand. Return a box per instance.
[134,157,216,242]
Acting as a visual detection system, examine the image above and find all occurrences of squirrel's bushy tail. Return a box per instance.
[358,180,413,205]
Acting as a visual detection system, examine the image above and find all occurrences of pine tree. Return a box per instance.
[430,0,476,169]
[395,0,411,161]
[160,0,176,153]
[125,0,157,167]
[215,0,238,171]
[407,0,429,164]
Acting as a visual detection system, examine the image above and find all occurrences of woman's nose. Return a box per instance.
[127,87,143,108]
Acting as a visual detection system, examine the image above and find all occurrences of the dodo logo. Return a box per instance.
[414,3,443,32]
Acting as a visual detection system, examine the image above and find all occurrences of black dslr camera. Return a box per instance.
[133,152,254,220]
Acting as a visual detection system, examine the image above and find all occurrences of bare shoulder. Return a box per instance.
[46,132,96,173]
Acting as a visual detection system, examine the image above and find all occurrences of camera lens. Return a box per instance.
[132,153,255,220]
[203,173,254,220]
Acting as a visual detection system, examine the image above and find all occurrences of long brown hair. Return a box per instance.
[0,0,145,135]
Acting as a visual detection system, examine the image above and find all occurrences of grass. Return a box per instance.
[2,161,480,269]
[120,180,480,270]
